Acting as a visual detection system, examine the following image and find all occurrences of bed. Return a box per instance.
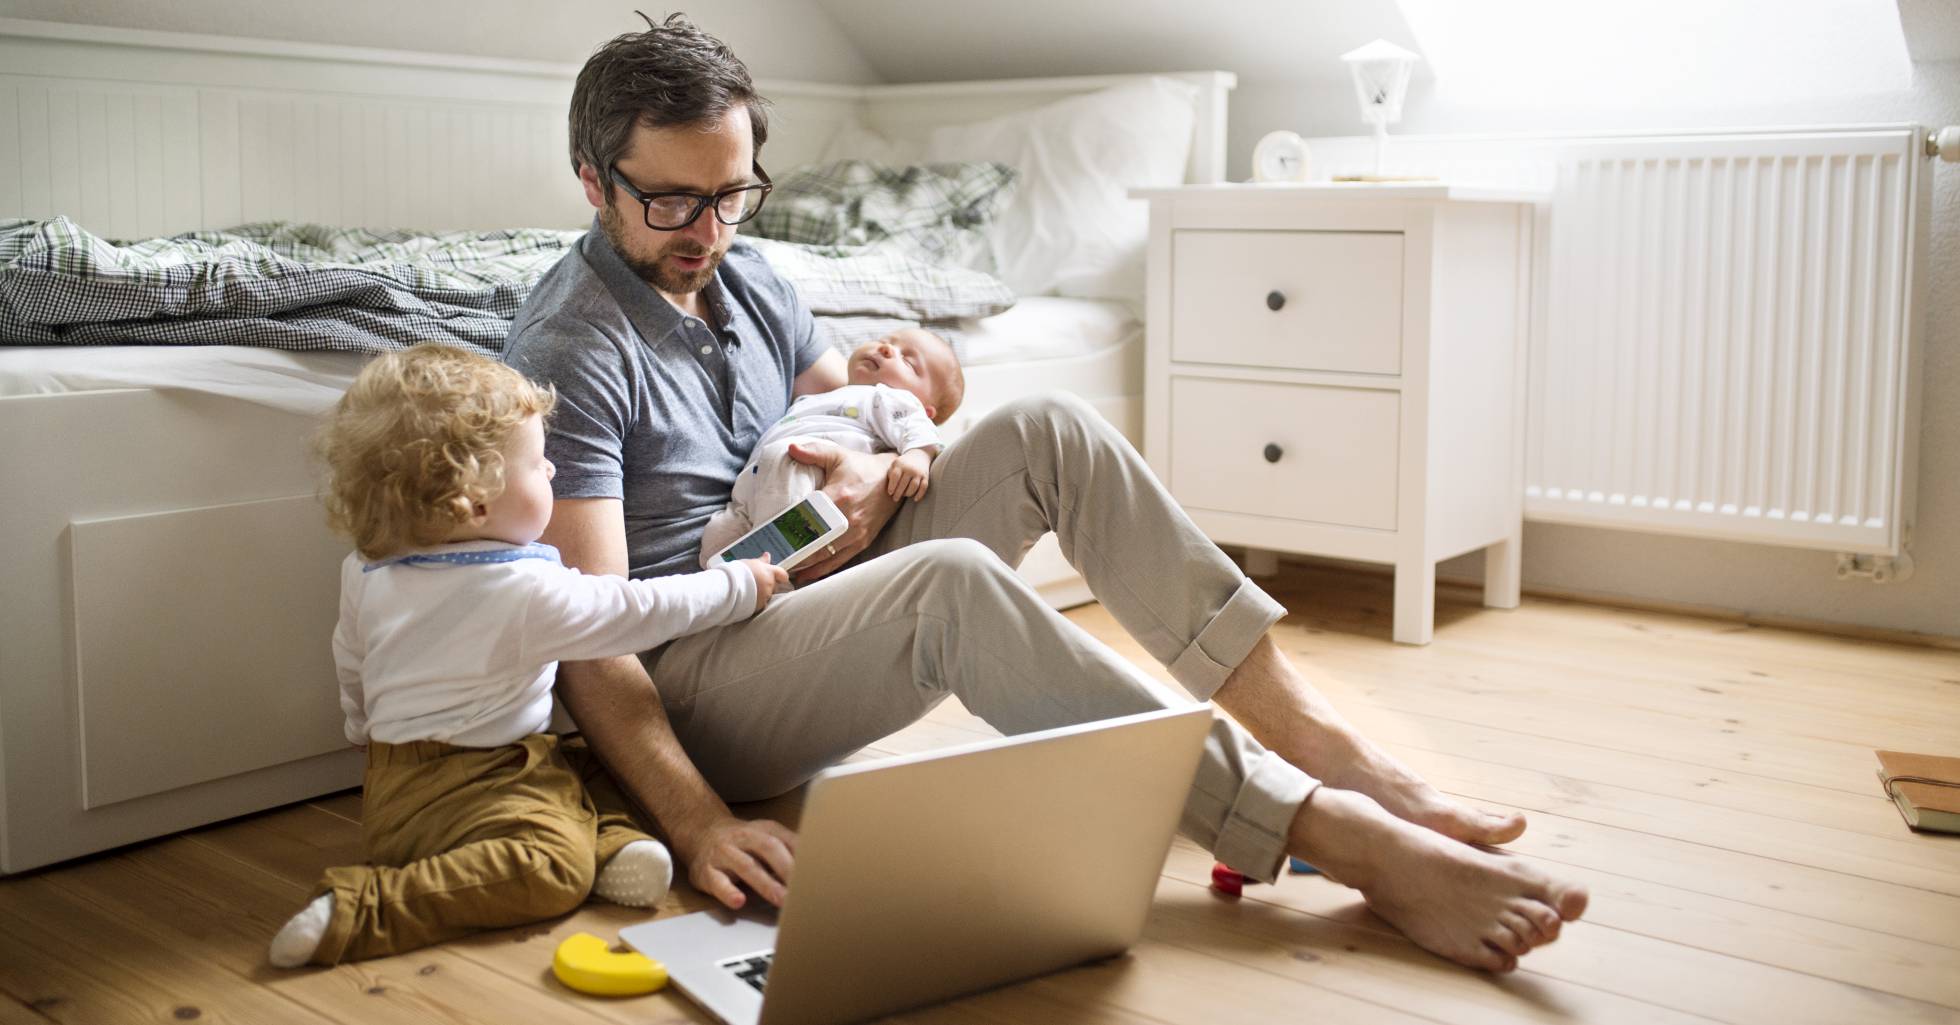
[0,17,1232,874]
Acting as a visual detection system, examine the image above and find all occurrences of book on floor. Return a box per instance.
[1874,750,1960,835]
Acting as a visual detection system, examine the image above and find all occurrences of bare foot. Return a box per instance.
[1210,638,1526,847]
[1313,739,1528,847]
[1215,642,1520,850]
[1292,786,1587,973]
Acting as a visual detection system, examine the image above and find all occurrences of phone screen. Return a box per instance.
[719,498,830,564]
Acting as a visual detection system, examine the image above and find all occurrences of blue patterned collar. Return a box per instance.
[363,541,562,573]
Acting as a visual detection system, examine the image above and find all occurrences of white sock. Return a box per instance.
[269,894,334,968]
[593,839,674,908]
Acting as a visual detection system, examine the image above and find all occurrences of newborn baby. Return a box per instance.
[699,327,964,566]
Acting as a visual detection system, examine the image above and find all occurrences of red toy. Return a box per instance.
[1210,862,1247,896]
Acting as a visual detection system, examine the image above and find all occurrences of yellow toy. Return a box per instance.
[551,932,668,997]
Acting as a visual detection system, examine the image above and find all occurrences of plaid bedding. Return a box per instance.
[748,160,1017,272]
[0,218,578,353]
[0,216,1015,357]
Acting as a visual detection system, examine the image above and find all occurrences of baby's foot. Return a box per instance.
[594,840,674,908]
[268,894,333,967]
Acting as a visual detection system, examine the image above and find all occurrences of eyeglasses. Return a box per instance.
[608,163,773,231]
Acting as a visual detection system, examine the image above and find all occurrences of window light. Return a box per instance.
[1394,0,1912,109]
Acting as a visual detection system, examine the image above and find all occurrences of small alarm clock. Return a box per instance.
[1252,130,1312,183]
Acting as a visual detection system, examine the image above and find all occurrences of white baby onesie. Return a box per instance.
[699,383,940,565]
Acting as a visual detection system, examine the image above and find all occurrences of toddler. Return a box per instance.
[270,344,787,967]
[700,327,964,566]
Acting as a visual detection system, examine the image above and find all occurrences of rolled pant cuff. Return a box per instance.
[308,882,357,966]
[1168,577,1288,701]
[1211,751,1319,884]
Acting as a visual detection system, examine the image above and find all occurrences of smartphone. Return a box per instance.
[708,492,849,572]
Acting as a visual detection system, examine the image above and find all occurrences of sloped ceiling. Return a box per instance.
[817,0,1419,84]
[816,0,1960,85]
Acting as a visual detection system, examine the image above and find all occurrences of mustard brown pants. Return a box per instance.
[307,733,651,964]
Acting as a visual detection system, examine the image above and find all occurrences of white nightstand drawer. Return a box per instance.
[1170,230,1403,375]
[1168,376,1399,531]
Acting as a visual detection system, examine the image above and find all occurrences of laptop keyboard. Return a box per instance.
[718,950,774,994]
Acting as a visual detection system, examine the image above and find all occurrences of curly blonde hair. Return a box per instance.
[316,344,556,560]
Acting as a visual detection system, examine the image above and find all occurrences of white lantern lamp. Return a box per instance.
[1341,39,1421,177]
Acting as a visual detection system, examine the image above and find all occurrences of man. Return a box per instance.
[504,14,1587,974]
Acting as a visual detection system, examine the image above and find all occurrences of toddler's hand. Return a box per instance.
[886,448,932,501]
[742,553,790,612]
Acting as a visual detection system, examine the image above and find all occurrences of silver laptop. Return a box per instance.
[620,705,1212,1025]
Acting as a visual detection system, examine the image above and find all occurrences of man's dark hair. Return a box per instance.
[569,12,771,197]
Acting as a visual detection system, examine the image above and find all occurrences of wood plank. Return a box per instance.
[896,694,1960,1006]
[1143,873,1711,1024]
[1492,848,1960,1009]
[1329,637,1960,757]
[50,836,625,1025]
[1264,564,1958,688]
[188,800,720,1025]
[1329,704,1913,838]
[1272,647,1914,794]
[1160,840,1960,1025]
[0,995,56,1025]
[308,788,362,822]
[1394,746,1960,895]
[19,576,1938,1025]
[888,704,1960,1007]
[0,872,340,1025]
[276,774,1416,1025]
[1021,935,1435,1025]
[1425,797,1960,949]
[875,706,1960,1015]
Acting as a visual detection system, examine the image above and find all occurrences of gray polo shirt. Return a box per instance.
[504,224,827,580]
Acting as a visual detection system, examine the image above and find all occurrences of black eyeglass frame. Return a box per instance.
[608,163,773,231]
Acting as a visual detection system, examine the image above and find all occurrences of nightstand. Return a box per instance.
[1131,183,1539,644]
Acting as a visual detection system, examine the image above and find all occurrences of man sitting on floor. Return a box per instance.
[502,13,1588,974]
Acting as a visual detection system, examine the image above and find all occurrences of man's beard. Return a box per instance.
[599,205,726,295]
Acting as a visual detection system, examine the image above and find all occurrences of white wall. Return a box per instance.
[816,0,1960,641]
[10,0,1954,639]
[1233,64,1960,641]
[0,0,883,83]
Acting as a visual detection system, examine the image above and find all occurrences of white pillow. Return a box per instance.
[816,120,925,168]
[921,77,1198,301]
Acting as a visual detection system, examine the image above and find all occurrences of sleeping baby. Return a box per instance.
[699,327,965,566]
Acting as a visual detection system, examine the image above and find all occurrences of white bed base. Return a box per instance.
[0,18,1231,874]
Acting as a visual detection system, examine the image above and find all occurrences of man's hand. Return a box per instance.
[680,816,799,909]
[786,440,900,582]
[885,448,933,501]
[738,553,790,612]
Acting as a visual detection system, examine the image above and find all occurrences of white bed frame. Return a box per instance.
[0,17,1233,874]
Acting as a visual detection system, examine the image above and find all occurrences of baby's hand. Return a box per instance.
[741,553,790,612]
[886,448,933,501]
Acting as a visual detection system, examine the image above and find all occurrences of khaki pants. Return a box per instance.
[646,393,1318,883]
[309,733,650,964]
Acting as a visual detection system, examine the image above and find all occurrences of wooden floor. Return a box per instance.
[5,561,1959,1024]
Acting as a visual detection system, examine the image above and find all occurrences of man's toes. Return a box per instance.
[1481,809,1528,844]
[1498,910,1540,950]
[1515,900,1562,943]
[1552,884,1590,921]
[1475,940,1519,973]
[1418,803,1516,846]
[1485,923,1530,958]
[1524,875,1590,922]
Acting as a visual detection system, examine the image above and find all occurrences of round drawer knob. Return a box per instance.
[1263,443,1283,464]
[1265,290,1286,311]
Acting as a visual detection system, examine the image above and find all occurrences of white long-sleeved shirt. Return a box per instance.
[333,539,756,748]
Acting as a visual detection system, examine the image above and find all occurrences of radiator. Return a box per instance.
[1527,130,1929,556]
[1307,127,1931,558]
